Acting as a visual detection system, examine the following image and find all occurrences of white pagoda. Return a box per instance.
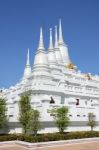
[1,20,99,133]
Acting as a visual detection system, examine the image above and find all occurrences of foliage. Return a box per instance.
[19,95,31,134]
[52,107,69,133]
[0,98,8,130]
[87,112,96,131]
[0,131,99,142]
[19,95,31,113]
[19,95,41,135]
[27,109,41,136]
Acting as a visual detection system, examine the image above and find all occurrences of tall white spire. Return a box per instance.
[33,27,49,68]
[58,19,70,65]
[54,26,63,64]
[59,19,64,44]
[48,28,53,50]
[48,28,57,65]
[38,27,44,50]
[23,49,31,79]
[33,27,51,77]
[26,48,30,66]
[54,26,58,48]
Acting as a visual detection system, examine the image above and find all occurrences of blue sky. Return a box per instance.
[0,0,99,88]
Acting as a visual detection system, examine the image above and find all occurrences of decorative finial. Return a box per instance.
[54,26,58,48]
[23,48,31,79]
[38,27,44,50]
[26,48,30,66]
[49,28,53,49]
[59,19,64,44]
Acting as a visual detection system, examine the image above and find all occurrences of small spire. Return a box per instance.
[54,26,58,48]
[59,19,64,44]
[26,48,30,66]
[38,27,44,50]
[23,48,31,79]
[49,28,53,49]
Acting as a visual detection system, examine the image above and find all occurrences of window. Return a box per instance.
[50,113,55,116]
[9,115,13,117]
[77,114,80,117]
[69,114,72,117]
[61,96,65,104]
[93,115,96,117]
[85,101,87,105]
[76,99,79,105]
[50,97,55,104]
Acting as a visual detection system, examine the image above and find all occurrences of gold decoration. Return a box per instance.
[84,74,91,80]
[66,63,76,70]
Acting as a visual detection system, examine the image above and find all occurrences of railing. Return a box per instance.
[29,83,99,97]
[4,80,99,99]
[66,75,99,87]
[65,85,99,96]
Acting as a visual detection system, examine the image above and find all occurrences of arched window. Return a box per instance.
[50,97,55,104]
[76,99,79,105]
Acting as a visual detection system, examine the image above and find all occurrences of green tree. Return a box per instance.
[0,98,8,131]
[27,109,41,136]
[19,95,31,134]
[87,112,96,131]
[53,106,69,133]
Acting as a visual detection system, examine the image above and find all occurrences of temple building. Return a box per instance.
[1,20,99,133]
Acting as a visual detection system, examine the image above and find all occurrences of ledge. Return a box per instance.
[0,137,99,149]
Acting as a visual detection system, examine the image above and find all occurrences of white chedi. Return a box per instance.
[1,20,99,134]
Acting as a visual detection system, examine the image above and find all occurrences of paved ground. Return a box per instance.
[42,141,99,150]
[0,144,26,150]
[0,141,99,150]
